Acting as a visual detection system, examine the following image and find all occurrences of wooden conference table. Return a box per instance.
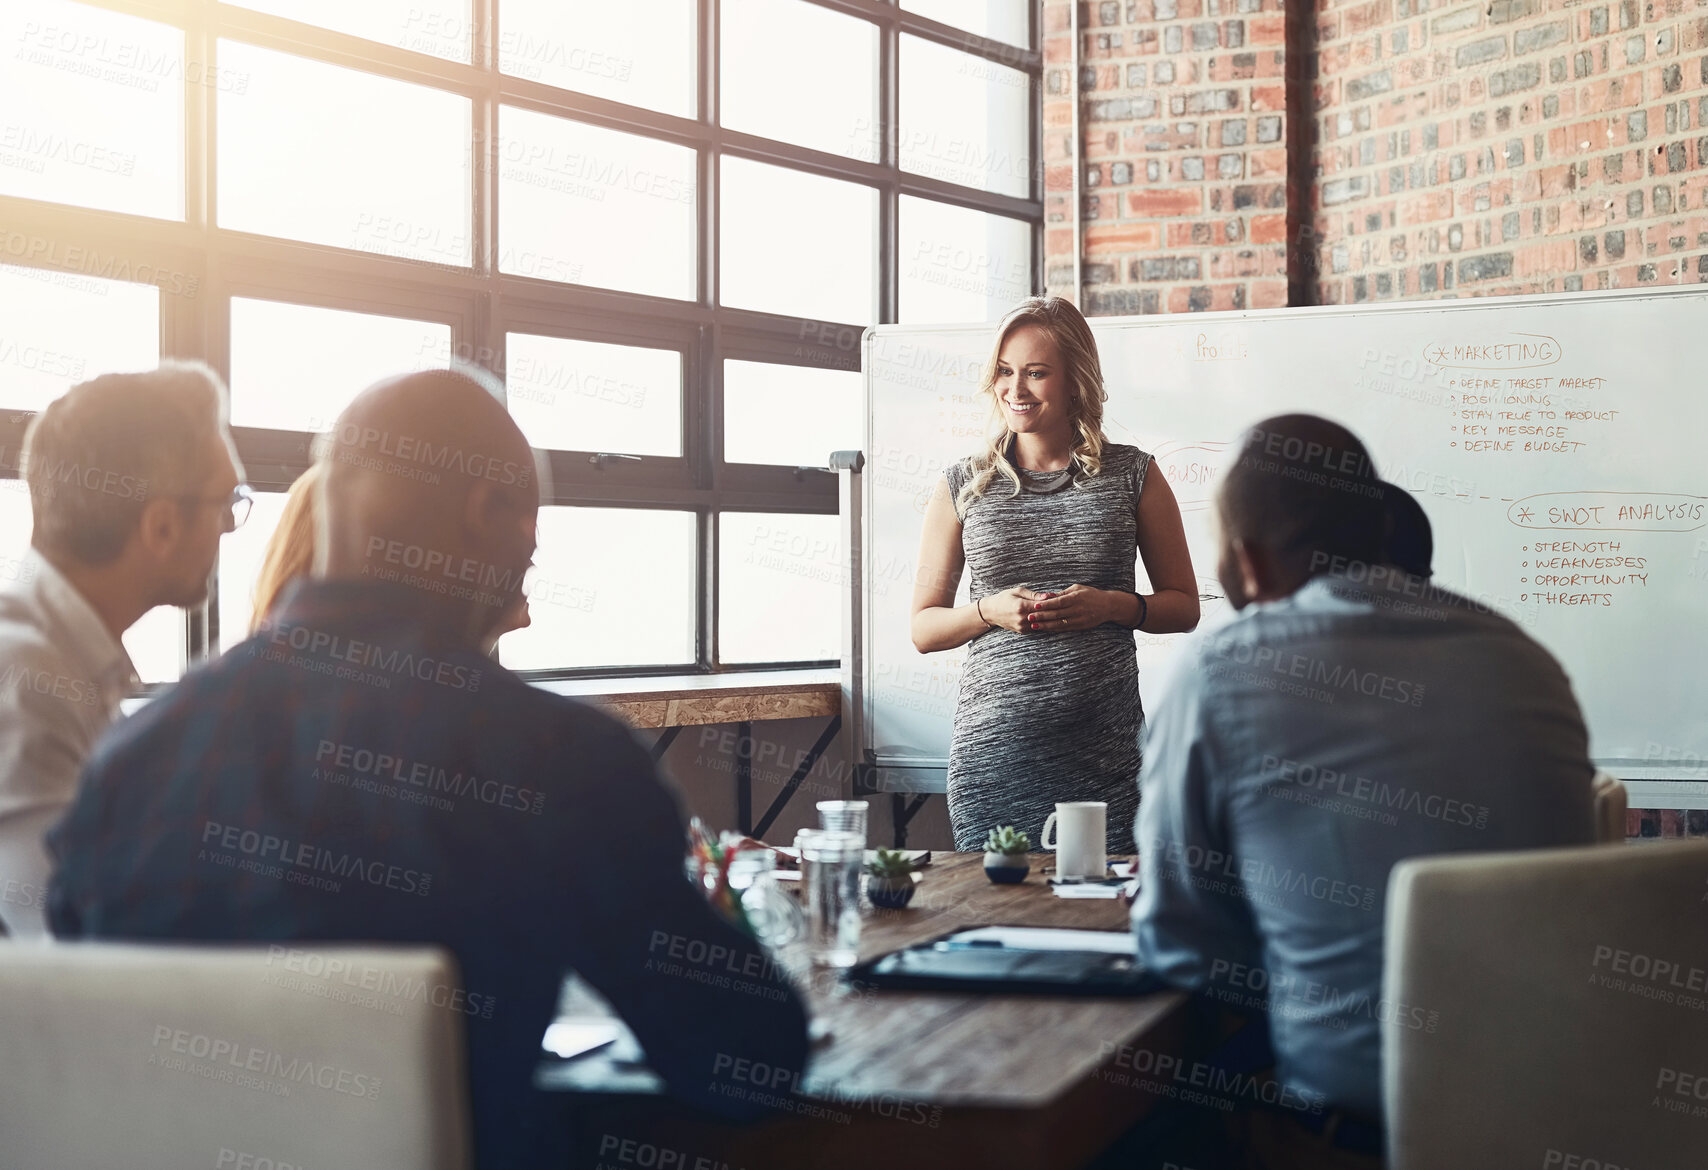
[540,852,1199,1170]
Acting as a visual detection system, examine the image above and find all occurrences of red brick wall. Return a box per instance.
[1046,0,1708,311]
[1045,0,1292,314]
[1314,0,1708,304]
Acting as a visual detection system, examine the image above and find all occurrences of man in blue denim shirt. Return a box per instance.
[49,368,808,1168]
[1133,415,1594,1167]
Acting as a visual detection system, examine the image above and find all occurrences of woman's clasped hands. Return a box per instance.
[982,584,1122,633]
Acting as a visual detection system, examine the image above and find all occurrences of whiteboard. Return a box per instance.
[861,286,1708,783]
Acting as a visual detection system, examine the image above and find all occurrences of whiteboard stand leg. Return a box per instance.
[832,449,870,808]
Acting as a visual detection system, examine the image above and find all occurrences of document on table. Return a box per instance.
[1046,868,1139,899]
[949,926,1137,953]
[1051,883,1125,899]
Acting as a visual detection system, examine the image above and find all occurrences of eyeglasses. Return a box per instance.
[171,484,253,531]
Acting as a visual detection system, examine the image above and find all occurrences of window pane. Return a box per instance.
[721,157,874,323]
[218,41,471,264]
[902,0,1032,47]
[723,361,859,467]
[500,0,695,117]
[125,602,185,685]
[719,513,840,664]
[0,490,180,683]
[227,0,473,63]
[0,0,184,219]
[721,0,878,162]
[899,197,1032,324]
[229,298,451,432]
[900,35,1032,199]
[0,265,160,413]
[505,334,681,456]
[217,489,292,653]
[497,106,696,300]
[498,508,695,670]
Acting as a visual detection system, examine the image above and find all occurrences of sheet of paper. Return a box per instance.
[952,926,1136,951]
[771,848,929,865]
[1051,884,1124,900]
[771,870,920,883]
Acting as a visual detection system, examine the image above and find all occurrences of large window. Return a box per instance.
[0,0,1040,680]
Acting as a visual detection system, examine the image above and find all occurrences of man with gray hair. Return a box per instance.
[0,362,245,935]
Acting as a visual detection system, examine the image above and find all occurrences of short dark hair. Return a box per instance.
[1218,414,1387,582]
[1382,481,1434,578]
[24,362,229,565]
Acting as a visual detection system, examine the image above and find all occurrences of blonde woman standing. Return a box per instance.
[910,297,1200,854]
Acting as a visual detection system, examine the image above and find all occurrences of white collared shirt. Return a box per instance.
[0,548,137,936]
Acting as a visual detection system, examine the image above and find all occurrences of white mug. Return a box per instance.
[1041,801,1107,880]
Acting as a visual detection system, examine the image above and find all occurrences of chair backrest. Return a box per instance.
[1591,770,1629,843]
[0,942,471,1170]
[1384,841,1708,1170]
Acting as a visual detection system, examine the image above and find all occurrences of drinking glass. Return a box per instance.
[816,800,868,844]
[796,828,863,968]
[726,842,805,951]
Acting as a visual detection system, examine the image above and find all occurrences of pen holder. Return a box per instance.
[684,823,803,949]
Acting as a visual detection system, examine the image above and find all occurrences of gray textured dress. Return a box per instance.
[943,442,1150,856]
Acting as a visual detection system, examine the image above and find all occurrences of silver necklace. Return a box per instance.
[1016,463,1074,493]
[1010,436,1074,493]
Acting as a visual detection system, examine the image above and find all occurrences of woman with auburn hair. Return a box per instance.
[910,297,1200,855]
[250,462,530,651]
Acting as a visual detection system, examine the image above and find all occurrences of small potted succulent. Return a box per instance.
[866,848,919,909]
[983,826,1030,883]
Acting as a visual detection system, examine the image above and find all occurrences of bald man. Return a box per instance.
[1131,415,1592,1169]
[47,368,809,1168]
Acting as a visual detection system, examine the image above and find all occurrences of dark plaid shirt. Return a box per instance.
[48,580,808,1169]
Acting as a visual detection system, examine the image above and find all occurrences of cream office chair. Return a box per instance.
[1384,841,1708,1170]
[1591,770,1628,843]
[0,943,471,1170]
